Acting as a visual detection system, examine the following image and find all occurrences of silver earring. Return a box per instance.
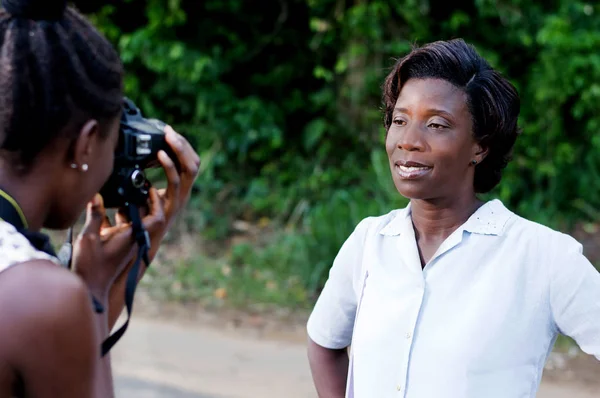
[70,163,78,169]
[81,164,89,172]
[471,160,477,165]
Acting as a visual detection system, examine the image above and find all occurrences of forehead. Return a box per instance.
[395,78,469,115]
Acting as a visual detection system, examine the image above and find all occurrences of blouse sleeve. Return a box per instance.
[549,234,600,360]
[306,218,372,349]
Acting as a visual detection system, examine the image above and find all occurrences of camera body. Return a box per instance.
[99,97,178,208]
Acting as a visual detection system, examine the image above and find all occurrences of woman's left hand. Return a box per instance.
[71,194,137,305]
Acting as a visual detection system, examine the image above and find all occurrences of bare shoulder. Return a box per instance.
[0,259,91,317]
[0,260,96,368]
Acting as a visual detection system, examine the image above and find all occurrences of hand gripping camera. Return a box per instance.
[94,97,180,356]
[99,97,179,208]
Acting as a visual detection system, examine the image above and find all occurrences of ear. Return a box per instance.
[71,119,100,169]
[471,142,489,165]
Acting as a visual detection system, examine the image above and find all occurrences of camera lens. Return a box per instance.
[130,169,146,188]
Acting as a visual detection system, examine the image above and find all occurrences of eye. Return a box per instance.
[428,122,448,130]
[393,118,406,126]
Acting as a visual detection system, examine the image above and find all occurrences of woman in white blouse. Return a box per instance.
[306,38,600,398]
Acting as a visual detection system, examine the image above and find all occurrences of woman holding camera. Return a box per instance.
[307,39,600,397]
[0,0,200,397]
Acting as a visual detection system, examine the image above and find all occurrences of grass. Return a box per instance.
[554,334,578,352]
[142,228,318,312]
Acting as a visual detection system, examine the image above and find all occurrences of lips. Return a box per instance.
[394,160,432,180]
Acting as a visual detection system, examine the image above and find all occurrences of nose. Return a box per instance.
[397,123,425,152]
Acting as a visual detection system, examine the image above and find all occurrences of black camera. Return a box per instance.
[99,97,179,208]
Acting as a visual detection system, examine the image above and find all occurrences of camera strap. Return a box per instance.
[101,202,150,356]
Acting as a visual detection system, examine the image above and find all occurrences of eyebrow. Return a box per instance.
[394,107,455,120]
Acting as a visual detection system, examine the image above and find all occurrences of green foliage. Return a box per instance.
[80,0,600,307]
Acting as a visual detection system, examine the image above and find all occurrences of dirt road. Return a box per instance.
[111,316,599,398]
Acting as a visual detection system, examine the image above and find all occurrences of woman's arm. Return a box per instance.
[307,337,349,398]
[92,299,114,398]
[306,218,374,397]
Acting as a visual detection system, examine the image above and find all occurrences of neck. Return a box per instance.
[0,162,54,232]
[410,193,482,242]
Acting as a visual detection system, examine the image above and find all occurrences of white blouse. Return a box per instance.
[307,199,600,398]
[0,220,59,271]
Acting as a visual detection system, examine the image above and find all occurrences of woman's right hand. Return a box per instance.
[149,125,201,255]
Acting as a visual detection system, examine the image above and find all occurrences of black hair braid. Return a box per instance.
[0,1,123,171]
[3,0,67,21]
[55,16,121,114]
[5,18,52,163]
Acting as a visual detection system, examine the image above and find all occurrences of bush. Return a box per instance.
[82,0,600,306]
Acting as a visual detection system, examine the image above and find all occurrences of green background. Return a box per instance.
[77,0,600,310]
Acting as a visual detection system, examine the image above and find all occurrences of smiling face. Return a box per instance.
[385,78,487,201]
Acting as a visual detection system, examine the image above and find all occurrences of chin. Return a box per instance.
[394,180,432,201]
[44,207,84,231]
[43,217,76,231]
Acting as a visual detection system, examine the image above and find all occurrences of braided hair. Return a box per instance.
[0,0,123,172]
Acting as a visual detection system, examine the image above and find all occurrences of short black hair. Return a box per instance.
[0,0,123,171]
[382,38,521,193]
